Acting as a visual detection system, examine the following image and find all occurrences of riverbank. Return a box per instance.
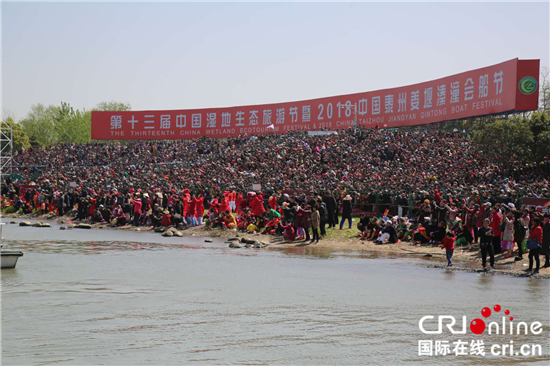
[2,211,549,278]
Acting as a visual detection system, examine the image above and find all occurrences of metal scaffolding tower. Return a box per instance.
[1,121,13,179]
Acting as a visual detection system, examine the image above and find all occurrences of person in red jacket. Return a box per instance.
[490,207,502,254]
[434,189,441,204]
[161,209,172,227]
[196,195,205,225]
[132,197,142,226]
[268,195,277,210]
[219,194,231,213]
[252,194,266,217]
[528,218,543,274]
[236,193,243,215]
[89,196,97,218]
[210,198,219,214]
[187,195,197,226]
[248,193,257,213]
[441,232,455,267]
[281,221,296,241]
[182,189,191,218]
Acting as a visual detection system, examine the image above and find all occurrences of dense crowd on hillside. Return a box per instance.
[2,127,549,271]
[7,127,550,197]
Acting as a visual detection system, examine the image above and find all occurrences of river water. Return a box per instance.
[1,220,549,365]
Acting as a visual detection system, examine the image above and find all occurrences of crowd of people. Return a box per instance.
[355,197,549,272]
[1,127,549,269]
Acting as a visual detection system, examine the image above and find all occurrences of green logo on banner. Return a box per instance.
[518,76,537,95]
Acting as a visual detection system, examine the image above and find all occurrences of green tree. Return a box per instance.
[471,118,534,163]
[1,118,31,152]
[20,104,58,147]
[528,111,550,161]
[94,101,131,111]
[537,131,550,160]
[53,102,92,144]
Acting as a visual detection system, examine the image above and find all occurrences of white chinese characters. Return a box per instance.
[110,116,122,130]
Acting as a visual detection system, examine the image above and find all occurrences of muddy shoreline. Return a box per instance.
[2,212,549,279]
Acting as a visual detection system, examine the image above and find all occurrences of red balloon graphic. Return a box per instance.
[494,304,501,312]
[481,307,491,318]
[504,310,510,315]
[470,319,486,334]
[510,317,514,321]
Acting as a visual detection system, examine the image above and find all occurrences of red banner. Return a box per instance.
[92,58,539,140]
[522,197,550,213]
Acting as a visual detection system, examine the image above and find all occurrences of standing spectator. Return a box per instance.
[475,203,490,243]
[310,206,320,243]
[196,195,205,225]
[478,218,495,271]
[132,197,142,226]
[542,213,550,268]
[323,192,337,229]
[418,199,431,220]
[340,195,353,230]
[513,211,527,261]
[462,202,477,243]
[490,206,503,254]
[295,205,311,241]
[527,218,543,274]
[500,210,515,258]
[441,232,455,267]
[318,200,328,237]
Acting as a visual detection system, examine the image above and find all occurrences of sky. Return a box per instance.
[2,1,549,121]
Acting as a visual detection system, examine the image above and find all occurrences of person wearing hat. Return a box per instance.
[418,199,431,221]
[340,195,353,230]
[161,209,172,227]
[376,220,398,244]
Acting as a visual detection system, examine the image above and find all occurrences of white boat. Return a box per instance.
[1,250,23,269]
[0,223,24,269]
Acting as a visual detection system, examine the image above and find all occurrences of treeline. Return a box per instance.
[469,111,550,164]
[2,101,130,151]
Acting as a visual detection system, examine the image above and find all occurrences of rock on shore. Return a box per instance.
[161,227,183,237]
[75,224,92,229]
